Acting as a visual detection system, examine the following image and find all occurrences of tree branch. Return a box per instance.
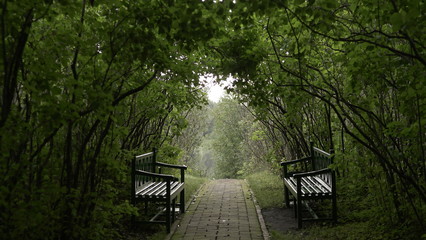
[112,70,158,106]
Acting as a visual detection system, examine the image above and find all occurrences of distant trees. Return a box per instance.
[174,97,272,179]
[171,103,210,166]
[209,97,248,178]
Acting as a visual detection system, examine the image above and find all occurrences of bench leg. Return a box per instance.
[297,197,302,229]
[166,198,171,233]
[332,193,337,224]
[180,190,185,213]
[284,186,290,208]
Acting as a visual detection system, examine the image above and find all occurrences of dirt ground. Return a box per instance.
[261,207,298,234]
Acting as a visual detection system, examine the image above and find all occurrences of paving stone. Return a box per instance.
[170,179,265,240]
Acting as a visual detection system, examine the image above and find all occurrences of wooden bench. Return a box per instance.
[131,149,187,233]
[281,142,337,228]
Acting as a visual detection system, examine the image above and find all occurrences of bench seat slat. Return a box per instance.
[285,176,332,198]
[147,182,168,197]
[158,182,182,197]
[308,176,332,193]
[170,182,184,197]
[301,177,318,195]
[285,177,297,196]
[304,176,329,196]
[135,182,155,195]
[137,182,165,196]
[152,182,181,197]
[139,182,167,198]
[136,181,184,199]
[300,178,314,195]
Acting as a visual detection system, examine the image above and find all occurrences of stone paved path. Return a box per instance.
[170,179,266,240]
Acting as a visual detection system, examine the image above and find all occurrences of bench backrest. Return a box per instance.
[134,150,157,173]
[132,150,157,198]
[311,145,334,186]
[312,147,332,170]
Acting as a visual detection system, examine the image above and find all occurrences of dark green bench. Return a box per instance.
[131,149,187,233]
[281,142,337,228]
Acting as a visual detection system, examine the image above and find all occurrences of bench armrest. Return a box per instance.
[293,168,332,178]
[281,156,312,178]
[135,169,175,181]
[155,161,188,170]
[155,161,187,182]
[280,156,311,166]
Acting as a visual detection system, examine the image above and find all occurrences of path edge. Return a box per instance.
[245,179,270,240]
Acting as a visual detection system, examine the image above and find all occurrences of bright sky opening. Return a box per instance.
[202,75,234,103]
[208,84,225,103]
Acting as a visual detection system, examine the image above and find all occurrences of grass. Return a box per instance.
[268,221,391,240]
[183,174,209,203]
[245,170,284,209]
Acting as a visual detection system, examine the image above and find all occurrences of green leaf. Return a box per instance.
[321,0,338,9]
[390,11,406,31]
[295,0,305,6]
